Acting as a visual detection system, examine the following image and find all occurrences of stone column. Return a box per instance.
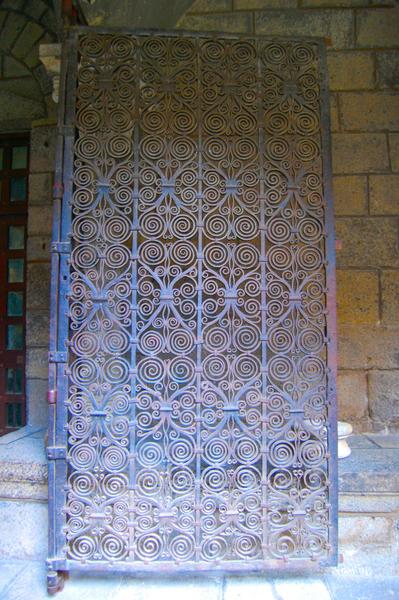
[26,124,57,428]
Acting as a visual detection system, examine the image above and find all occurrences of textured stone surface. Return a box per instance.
[340,92,399,131]
[223,577,275,600]
[3,55,28,78]
[369,370,399,427]
[1,552,398,600]
[337,370,368,422]
[28,125,56,173]
[25,378,48,428]
[339,447,399,492]
[335,217,399,268]
[27,263,51,310]
[26,347,48,379]
[336,270,379,324]
[0,90,44,122]
[0,500,47,559]
[254,9,354,48]
[25,0,48,20]
[339,490,399,512]
[376,50,399,89]
[327,51,374,90]
[332,133,389,173]
[0,562,28,598]
[389,133,399,172]
[27,204,53,236]
[26,236,51,261]
[303,0,366,4]
[81,0,193,28]
[0,12,26,51]
[0,77,42,101]
[12,22,44,60]
[188,0,232,12]
[333,175,368,215]
[234,0,296,7]
[273,580,331,600]
[177,12,252,32]
[28,172,53,204]
[381,270,399,322]
[0,561,224,600]
[356,7,399,48]
[369,175,399,215]
[338,515,393,546]
[325,575,399,600]
[367,433,399,448]
[330,93,339,132]
[347,434,377,449]
[26,311,50,347]
[338,325,399,370]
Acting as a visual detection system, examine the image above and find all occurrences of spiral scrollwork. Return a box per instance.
[64,33,333,570]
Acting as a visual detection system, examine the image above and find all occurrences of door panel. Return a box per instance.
[47,30,337,589]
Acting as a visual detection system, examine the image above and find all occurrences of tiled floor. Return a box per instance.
[0,557,398,600]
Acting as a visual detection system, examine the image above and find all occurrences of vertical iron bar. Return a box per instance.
[319,39,338,566]
[256,40,269,561]
[195,36,202,562]
[47,35,69,570]
[49,33,79,575]
[129,35,140,561]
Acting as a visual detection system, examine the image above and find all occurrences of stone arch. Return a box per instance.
[0,0,58,122]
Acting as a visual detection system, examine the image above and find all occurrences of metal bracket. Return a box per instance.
[49,350,68,363]
[47,446,67,460]
[51,241,71,254]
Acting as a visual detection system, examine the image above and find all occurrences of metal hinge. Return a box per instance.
[47,446,67,460]
[47,389,57,404]
[51,241,71,254]
[48,350,67,363]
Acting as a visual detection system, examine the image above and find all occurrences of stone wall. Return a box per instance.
[3,0,398,433]
[26,123,55,428]
[0,1,57,430]
[0,0,57,129]
[178,0,399,432]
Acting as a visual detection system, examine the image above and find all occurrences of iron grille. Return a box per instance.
[47,30,337,593]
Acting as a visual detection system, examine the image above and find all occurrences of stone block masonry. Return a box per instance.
[26,124,55,429]
[5,0,396,433]
[180,0,399,432]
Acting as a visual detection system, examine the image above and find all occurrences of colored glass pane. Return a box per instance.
[8,225,25,249]
[11,146,28,169]
[8,259,24,282]
[10,176,27,202]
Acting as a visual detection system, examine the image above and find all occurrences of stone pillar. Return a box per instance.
[24,43,61,428]
[26,124,56,428]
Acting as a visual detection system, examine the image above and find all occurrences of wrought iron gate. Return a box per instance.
[47,29,337,593]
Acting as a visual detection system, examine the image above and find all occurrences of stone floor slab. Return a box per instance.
[365,434,399,448]
[273,577,332,600]
[0,500,47,560]
[339,447,399,492]
[114,576,222,600]
[324,576,399,600]
[347,435,378,449]
[0,561,223,600]
[2,559,399,600]
[0,561,25,597]
[223,575,275,599]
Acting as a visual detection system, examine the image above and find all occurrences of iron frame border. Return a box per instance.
[47,26,338,592]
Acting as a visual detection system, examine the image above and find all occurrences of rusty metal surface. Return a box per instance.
[47,30,337,587]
